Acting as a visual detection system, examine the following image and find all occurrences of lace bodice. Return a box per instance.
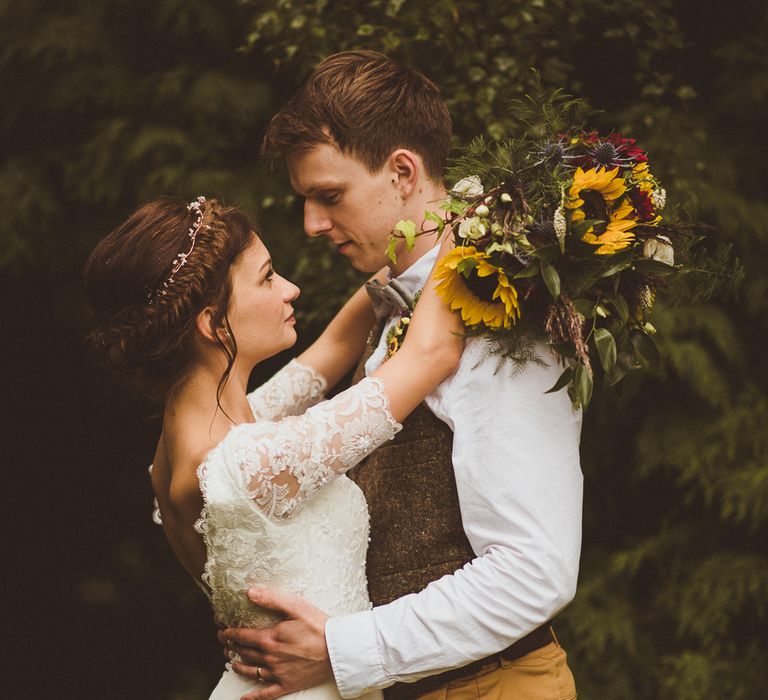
[190,363,400,630]
[150,360,327,525]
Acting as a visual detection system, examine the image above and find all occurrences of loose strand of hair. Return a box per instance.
[213,314,237,425]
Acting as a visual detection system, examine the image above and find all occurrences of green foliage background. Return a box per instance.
[4,0,766,697]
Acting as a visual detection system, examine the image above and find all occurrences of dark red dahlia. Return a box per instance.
[629,187,656,222]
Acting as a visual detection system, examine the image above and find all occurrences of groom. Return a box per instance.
[221,50,583,700]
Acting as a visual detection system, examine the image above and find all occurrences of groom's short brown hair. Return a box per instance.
[261,50,451,181]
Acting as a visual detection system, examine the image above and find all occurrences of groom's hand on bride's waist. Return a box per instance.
[218,587,333,700]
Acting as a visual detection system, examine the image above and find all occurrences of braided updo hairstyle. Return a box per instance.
[84,197,255,404]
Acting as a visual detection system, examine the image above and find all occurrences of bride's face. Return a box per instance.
[225,235,300,364]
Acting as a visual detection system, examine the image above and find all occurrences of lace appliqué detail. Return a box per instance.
[247,359,327,421]
[232,377,400,521]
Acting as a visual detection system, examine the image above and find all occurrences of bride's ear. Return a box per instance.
[195,307,227,345]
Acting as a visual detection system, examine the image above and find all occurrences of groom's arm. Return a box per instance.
[325,338,583,697]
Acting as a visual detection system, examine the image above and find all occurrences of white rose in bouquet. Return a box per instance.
[451,175,483,197]
[643,235,674,266]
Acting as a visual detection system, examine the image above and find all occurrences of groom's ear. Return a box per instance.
[389,149,419,199]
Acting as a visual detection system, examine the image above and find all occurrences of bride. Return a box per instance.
[84,196,462,699]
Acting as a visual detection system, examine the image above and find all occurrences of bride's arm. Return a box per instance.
[246,270,386,421]
[222,235,464,519]
[368,234,463,422]
[246,359,328,421]
[294,268,387,387]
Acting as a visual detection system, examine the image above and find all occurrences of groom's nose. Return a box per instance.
[303,200,332,238]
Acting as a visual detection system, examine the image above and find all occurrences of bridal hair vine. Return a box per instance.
[147,196,209,304]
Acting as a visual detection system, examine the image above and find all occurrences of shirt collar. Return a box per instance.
[387,245,439,298]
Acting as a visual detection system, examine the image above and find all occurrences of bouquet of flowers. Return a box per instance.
[389,93,739,408]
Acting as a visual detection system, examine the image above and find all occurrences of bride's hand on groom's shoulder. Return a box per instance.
[218,587,333,700]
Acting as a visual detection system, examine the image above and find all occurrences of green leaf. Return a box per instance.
[456,257,479,276]
[533,244,560,264]
[634,258,677,276]
[574,362,593,408]
[606,361,629,386]
[513,260,541,279]
[486,241,515,255]
[385,237,398,264]
[618,367,644,401]
[607,294,629,323]
[541,263,561,300]
[630,329,660,371]
[546,365,574,394]
[423,210,445,235]
[570,218,604,237]
[395,219,418,250]
[598,258,633,277]
[572,298,595,319]
[593,327,617,374]
[440,198,470,215]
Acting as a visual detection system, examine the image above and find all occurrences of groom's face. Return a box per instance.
[287,143,404,273]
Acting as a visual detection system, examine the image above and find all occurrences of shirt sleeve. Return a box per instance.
[326,339,583,697]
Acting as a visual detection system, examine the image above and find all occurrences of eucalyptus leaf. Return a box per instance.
[634,258,677,276]
[534,244,560,264]
[545,366,574,394]
[593,327,617,374]
[541,262,561,300]
[606,361,629,386]
[514,260,541,279]
[618,367,644,401]
[630,329,660,371]
[573,298,595,319]
[607,294,629,323]
[574,363,593,408]
[598,258,633,277]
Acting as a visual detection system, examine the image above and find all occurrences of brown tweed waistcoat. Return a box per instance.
[350,326,476,698]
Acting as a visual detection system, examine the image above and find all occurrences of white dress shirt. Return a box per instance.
[325,246,584,698]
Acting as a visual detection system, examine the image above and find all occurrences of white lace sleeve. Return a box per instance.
[247,359,327,421]
[224,377,401,521]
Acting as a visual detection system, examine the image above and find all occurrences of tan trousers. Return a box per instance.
[412,640,576,700]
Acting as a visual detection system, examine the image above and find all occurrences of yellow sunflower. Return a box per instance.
[435,246,521,329]
[630,162,654,190]
[566,166,638,255]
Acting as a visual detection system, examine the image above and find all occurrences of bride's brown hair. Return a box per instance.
[84,197,254,404]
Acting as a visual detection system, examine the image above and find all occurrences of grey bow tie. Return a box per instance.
[365,278,414,319]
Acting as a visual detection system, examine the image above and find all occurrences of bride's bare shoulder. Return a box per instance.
[152,410,227,509]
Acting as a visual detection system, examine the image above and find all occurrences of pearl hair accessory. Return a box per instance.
[148,196,209,303]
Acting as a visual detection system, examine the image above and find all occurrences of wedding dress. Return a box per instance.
[153,361,397,699]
